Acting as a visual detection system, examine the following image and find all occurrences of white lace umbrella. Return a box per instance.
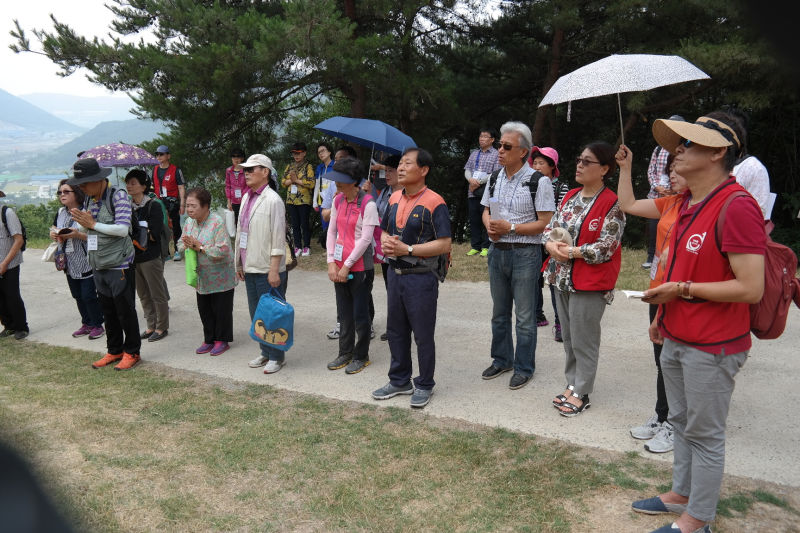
[539,54,710,143]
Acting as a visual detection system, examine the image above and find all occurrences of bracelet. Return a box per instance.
[681,280,694,299]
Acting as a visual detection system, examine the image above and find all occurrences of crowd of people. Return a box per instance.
[0,110,772,533]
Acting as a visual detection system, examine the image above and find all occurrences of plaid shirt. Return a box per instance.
[647,146,671,199]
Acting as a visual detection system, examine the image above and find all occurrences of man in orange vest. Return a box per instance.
[152,145,186,261]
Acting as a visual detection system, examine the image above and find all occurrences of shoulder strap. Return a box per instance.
[528,170,543,214]
[488,169,502,197]
[715,190,752,252]
[1,206,7,236]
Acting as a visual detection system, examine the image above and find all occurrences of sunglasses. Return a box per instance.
[498,143,518,151]
[243,166,264,173]
[58,190,74,195]
[678,138,694,148]
[575,157,601,167]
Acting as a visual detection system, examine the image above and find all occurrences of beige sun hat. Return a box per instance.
[652,115,742,154]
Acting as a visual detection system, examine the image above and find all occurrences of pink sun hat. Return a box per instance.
[529,146,560,177]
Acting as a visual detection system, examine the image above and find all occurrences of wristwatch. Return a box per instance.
[407,245,414,256]
[509,223,516,235]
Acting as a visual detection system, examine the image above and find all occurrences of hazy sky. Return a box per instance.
[2,0,127,97]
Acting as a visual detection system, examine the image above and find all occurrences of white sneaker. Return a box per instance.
[263,360,285,374]
[641,261,652,269]
[249,355,268,368]
[327,323,340,339]
[645,422,674,453]
[630,413,660,440]
[301,247,311,256]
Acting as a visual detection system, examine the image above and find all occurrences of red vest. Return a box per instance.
[153,164,179,198]
[333,192,376,272]
[659,179,754,352]
[562,187,622,291]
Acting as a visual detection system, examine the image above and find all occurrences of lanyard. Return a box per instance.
[474,150,482,170]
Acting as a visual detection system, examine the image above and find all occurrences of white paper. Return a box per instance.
[622,290,645,299]
[87,234,98,251]
[239,232,248,249]
[235,189,242,199]
[290,185,298,195]
[139,220,148,227]
[489,198,500,220]
[333,243,344,261]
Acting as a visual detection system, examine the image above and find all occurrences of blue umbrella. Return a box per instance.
[314,116,416,155]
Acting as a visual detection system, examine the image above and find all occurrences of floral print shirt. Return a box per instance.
[178,212,237,295]
[544,187,625,299]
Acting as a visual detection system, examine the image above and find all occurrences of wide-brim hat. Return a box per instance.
[653,116,742,154]
[68,158,113,186]
[529,146,560,177]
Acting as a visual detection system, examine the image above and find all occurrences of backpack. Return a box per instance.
[1,206,26,252]
[137,198,171,259]
[488,168,546,220]
[717,191,800,339]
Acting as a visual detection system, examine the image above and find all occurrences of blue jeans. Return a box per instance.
[488,244,541,377]
[244,271,288,361]
[66,274,104,328]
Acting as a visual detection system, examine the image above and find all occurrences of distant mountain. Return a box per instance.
[0,88,83,133]
[21,93,138,129]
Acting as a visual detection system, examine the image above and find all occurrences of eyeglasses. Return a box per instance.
[575,157,601,167]
[678,138,694,148]
[498,143,518,151]
[243,166,264,174]
[58,190,74,195]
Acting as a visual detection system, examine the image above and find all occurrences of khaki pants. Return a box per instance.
[135,258,169,332]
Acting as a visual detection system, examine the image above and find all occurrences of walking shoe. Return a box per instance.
[410,387,433,408]
[380,332,388,341]
[372,381,414,400]
[301,247,311,256]
[210,341,229,356]
[147,330,169,342]
[0,328,14,337]
[466,248,480,256]
[553,323,563,342]
[645,422,674,453]
[480,248,489,257]
[649,524,710,533]
[536,315,549,327]
[196,342,214,354]
[140,329,154,339]
[114,352,141,370]
[327,354,352,370]
[370,324,375,339]
[14,330,29,340]
[72,324,92,337]
[173,251,182,261]
[294,247,302,256]
[88,326,105,340]
[509,373,531,389]
[642,261,652,269]
[249,355,268,368]
[326,323,340,339]
[92,352,123,369]
[345,359,371,374]
[481,364,512,380]
[632,496,687,515]
[264,360,285,374]
[630,413,660,440]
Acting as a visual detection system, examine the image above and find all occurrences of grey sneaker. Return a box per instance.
[327,354,352,370]
[326,323,340,339]
[645,422,674,453]
[630,413,660,440]
[372,381,413,400]
[410,388,433,408]
[345,359,371,374]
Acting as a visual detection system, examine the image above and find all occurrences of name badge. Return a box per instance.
[235,189,242,199]
[239,232,248,249]
[161,186,167,197]
[333,242,344,261]
[290,185,298,195]
[139,221,148,228]
[65,239,74,253]
[87,234,98,251]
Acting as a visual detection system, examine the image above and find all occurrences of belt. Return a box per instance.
[492,242,536,250]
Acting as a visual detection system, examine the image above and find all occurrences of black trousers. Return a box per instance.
[196,289,234,343]
[94,267,141,355]
[0,265,28,332]
[468,196,489,250]
[165,198,182,247]
[649,303,669,422]
[334,271,373,361]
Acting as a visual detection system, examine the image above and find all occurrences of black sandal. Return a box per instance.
[558,392,590,417]
[552,385,574,407]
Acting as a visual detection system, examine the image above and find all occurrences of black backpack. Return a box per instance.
[488,169,546,220]
[1,206,27,252]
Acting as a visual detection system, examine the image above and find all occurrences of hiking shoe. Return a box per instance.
[88,326,105,340]
[14,330,29,340]
[554,323,563,342]
[345,359,371,374]
[509,373,531,390]
[264,360,285,374]
[631,496,687,515]
[645,422,674,453]
[630,414,660,440]
[196,343,214,354]
[114,352,141,370]
[173,251,182,261]
[92,352,123,369]
[72,324,91,337]
[537,315,549,327]
[410,388,433,408]
[302,247,311,256]
[372,381,414,400]
[210,341,229,356]
[249,355,268,368]
[481,364,512,380]
[466,248,480,256]
[480,248,489,257]
[327,354,352,370]
[0,328,14,337]
[326,323,340,339]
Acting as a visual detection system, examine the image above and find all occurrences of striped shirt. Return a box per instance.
[0,206,24,270]
[480,165,555,244]
[55,207,92,279]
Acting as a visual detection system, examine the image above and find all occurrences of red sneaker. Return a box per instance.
[114,352,141,371]
[92,352,123,369]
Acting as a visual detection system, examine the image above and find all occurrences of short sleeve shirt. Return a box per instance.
[0,206,24,270]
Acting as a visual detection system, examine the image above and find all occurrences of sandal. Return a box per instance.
[558,392,591,417]
[552,385,574,407]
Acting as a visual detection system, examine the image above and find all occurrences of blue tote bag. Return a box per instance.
[249,287,294,351]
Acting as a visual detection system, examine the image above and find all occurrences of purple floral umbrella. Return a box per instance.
[79,143,158,167]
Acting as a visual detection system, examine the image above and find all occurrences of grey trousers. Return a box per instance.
[135,258,170,332]
[661,338,747,522]
[555,289,607,397]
